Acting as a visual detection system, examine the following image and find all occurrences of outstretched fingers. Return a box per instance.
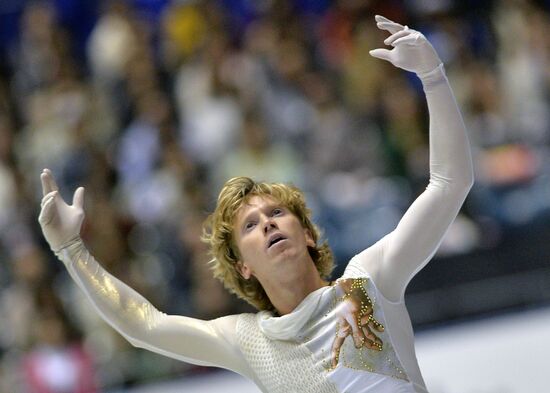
[39,191,57,226]
[41,190,58,208]
[331,319,350,368]
[369,48,392,62]
[72,187,85,209]
[384,28,411,46]
[41,168,59,196]
[345,312,367,349]
[375,15,406,34]
[370,16,418,63]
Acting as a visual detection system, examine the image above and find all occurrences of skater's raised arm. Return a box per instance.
[38,169,251,376]
[353,17,474,302]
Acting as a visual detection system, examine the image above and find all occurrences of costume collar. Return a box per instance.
[257,285,330,340]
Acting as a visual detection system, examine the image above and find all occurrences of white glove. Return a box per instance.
[38,168,85,252]
[369,15,442,75]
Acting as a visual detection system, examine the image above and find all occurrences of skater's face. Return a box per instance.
[233,195,315,280]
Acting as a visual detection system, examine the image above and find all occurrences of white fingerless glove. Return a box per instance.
[38,169,85,253]
[369,15,442,77]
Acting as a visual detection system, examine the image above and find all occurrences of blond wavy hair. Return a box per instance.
[201,177,334,311]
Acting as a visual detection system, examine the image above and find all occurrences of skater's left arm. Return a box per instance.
[355,16,474,302]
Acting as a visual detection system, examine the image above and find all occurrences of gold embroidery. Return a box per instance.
[322,278,408,381]
[329,278,385,368]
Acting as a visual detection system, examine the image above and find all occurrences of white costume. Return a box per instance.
[40,17,473,393]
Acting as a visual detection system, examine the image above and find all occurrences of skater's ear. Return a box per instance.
[236,261,253,280]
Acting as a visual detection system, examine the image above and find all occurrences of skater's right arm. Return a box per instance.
[38,169,251,375]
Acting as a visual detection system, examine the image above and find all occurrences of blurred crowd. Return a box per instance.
[0,0,549,391]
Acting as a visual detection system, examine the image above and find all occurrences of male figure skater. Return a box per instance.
[39,16,473,393]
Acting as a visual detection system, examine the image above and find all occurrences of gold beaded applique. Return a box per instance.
[322,278,408,381]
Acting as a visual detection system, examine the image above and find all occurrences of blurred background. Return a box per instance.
[0,0,549,392]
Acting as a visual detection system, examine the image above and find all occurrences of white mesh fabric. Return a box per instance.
[237,313,338,393]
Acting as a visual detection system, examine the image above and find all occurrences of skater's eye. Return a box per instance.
[244,221,257,231]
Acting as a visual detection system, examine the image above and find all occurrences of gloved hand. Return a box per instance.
[38,168,85,252]
[369,15,442,75]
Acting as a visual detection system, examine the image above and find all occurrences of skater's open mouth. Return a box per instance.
[267,233,286,248]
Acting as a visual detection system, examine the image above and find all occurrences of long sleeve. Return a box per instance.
[56,239,252,377]
[353,64,474,302]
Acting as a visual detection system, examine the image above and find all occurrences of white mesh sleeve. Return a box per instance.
[56,239,252,377]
